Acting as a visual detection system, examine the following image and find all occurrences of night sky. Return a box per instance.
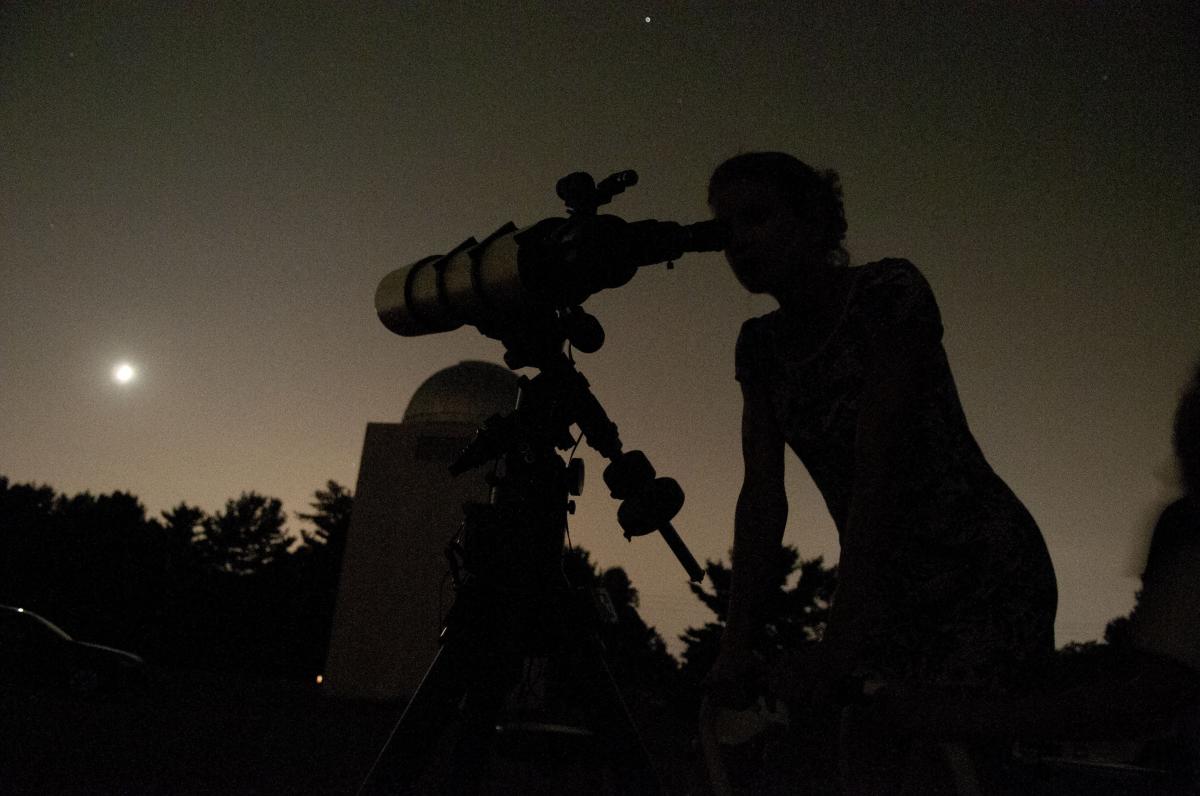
[3,3,1197,654]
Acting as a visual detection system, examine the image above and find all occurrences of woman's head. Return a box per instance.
[708,152,848,296]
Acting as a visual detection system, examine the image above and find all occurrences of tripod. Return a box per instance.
[358,345,704,795]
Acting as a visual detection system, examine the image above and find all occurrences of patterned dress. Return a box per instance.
[736,258,1057,690]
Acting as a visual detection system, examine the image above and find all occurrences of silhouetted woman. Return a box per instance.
[705,151,1058,789]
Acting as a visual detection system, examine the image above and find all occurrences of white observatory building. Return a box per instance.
[324,361,520,701]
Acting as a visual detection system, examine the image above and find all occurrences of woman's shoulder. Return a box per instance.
[852,258,931,296]
[737,308,783,338]
[852,258,940,313]
[846,259,944,348]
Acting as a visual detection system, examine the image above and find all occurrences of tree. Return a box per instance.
[0,480,165,648]
[49,489,165,646]
[195,492,291,575]
[679,545,838,691]
[1,477,349,680]
[143,502,211,665]
[291,481,355,673]
[561,545,679,695]
[0,475,56,527]
[0,477,57,608]
[161,502,206,555]
[296,480,353,551]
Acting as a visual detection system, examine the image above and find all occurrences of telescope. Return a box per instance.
[375,170,726,343]
[372,169,719,580]
[362,172,720,792]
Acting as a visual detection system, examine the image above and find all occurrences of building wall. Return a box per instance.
[323,420,492,700]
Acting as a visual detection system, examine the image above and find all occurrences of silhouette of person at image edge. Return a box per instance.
[875,361,1200,787]
[1119,362,1200,780]
[703,151,1059,791]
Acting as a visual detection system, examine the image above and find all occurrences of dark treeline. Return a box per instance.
[0,473,1138,695]
[0,476,351,681]
[0,475,698,690]
[0,471,845,699]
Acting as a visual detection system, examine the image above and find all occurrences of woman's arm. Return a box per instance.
[721,381,788,653]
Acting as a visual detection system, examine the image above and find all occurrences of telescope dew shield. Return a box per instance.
[375,254,454,336]
[375,222,535,337]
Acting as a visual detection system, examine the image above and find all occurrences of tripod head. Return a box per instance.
[450,349,704,582]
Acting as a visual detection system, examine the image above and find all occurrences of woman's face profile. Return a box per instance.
[710,179,822,297]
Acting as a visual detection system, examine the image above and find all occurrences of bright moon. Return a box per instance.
[113,363,136,384]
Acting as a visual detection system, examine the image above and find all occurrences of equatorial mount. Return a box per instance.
[453,347,704,582]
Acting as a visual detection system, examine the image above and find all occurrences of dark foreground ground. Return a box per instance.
[0,670,715,795]
[1,670,1179,795]
[1,671,400,794]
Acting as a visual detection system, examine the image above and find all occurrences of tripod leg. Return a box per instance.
[358,642,470,795]
[359,588,523,795]
[444,673,512,793]
[568,632,664,794]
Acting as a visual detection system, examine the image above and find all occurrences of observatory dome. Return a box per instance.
[403,361,520,425]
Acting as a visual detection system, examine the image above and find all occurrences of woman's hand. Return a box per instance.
[704,643,762,710]
[766,643,858,712]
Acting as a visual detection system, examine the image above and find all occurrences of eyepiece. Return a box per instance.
[682,219,728,252]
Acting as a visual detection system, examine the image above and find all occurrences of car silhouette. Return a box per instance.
[0,604,147,693]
